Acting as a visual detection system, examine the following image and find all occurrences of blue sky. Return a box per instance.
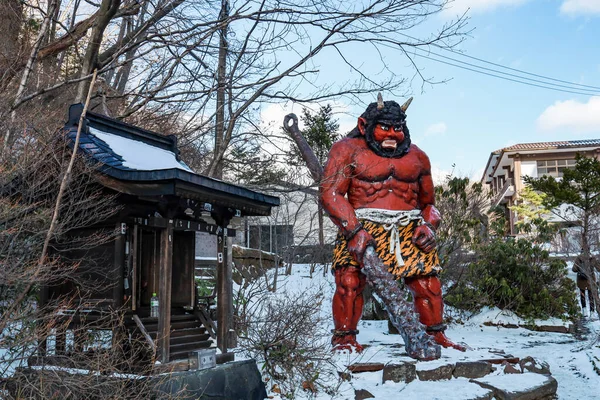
[262,0,600,184]
[405,0,600,181]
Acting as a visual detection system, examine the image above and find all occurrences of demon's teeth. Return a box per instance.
[382,140,397,149]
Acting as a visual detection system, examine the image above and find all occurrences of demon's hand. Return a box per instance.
[347,229,375,265]
[412,224,436,253]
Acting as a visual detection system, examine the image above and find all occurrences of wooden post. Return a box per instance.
[131,225,138,311]
[55,329,66,355]
[216,220,232,354]
[113,222,125,309]
[38,285,49,356]
[226,235,237,348]
[73,328,84,353]
[157,221,174,363]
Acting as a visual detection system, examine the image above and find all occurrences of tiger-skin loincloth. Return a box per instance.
[332,212,441,279]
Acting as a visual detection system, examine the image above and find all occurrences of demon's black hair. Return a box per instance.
[347,100,411,158]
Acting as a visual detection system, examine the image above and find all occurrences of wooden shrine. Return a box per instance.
[37,104,279,368]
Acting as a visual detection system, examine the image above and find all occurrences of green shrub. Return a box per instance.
[446,237,578,321]
[195,277,215,297]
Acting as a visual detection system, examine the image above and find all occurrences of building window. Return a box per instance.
[536,159,576,177]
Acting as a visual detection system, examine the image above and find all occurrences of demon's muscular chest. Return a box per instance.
[346,143,424,210]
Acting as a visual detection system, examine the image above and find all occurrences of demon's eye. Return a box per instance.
[394,124,403,132]
[379,124,390,131]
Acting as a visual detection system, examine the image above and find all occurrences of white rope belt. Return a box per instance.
[355,209,423,267]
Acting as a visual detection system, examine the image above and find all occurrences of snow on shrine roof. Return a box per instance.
[62,104,280,214]
[87,126,192,172]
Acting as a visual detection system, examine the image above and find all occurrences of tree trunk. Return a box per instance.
[4,0,57,153]
[75,0,121,102]
[0,0,23,77]
[210,0,229,179]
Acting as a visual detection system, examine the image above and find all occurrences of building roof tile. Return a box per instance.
[500,139,600,152]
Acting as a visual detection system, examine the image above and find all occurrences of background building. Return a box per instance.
[482,139,600,251]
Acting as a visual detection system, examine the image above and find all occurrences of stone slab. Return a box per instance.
[382,361,416,383]
[519,356,551,375]
[392,378,494,400]
[348,363,385,373]
[416,363,454,381]
[152,359,267,400]
[471,373,558,400]
[453,361,493,379]
[480,357,520,365]
[355,389,375,399]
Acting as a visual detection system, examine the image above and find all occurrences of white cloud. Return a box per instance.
[537,96,600,134]
[431,164,452,185]
[442,0,529,16]
[424,122,447,137]
[560,0,600,15]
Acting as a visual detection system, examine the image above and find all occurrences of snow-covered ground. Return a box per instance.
[252,263,600,400]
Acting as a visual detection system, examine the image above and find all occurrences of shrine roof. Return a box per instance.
[62,104,279,216]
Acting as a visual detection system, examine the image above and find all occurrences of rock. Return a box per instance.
[416,364,454,381]
[474,392,495,400]
[453,361,493,379]
[382,361,417,383]
[151,359,267,400]
[524,324,570,334]
[348,363,384,373]
[480,357,520,365]
[519,356,551,375]
[502,361,522,374]
[355,389,375,399]
[471,373,558,400]
[389,377,494,399]
[483,321,519,329]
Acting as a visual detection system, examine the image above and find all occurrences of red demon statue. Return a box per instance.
[320,95,465,353]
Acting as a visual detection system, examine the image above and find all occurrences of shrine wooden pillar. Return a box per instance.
[157,219,174,363]
[38,285,49,356]
[213,209,234,355]
[113,222,126,309]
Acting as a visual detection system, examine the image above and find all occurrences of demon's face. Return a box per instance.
[372,121,406,150]
[357,100,411,158]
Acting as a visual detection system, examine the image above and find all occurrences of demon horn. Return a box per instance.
[400,97,413,112]
[377,93,384,110]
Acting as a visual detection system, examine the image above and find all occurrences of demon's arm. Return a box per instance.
[320,140,374,263]
[412,150,440,253]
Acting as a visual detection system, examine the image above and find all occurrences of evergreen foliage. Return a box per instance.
[446,234,579,320]
[524,154,600,317]
[287,104,340,168]
[524,154,600,213]
[228,141,288,186]
[438,174,578,320]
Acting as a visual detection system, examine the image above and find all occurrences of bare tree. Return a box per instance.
[195,0,469,178]
[1,0,467,185]
[234,276,338,399]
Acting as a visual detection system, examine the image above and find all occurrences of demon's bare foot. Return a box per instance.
[331,330,363,353]
[429,330,466,352]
